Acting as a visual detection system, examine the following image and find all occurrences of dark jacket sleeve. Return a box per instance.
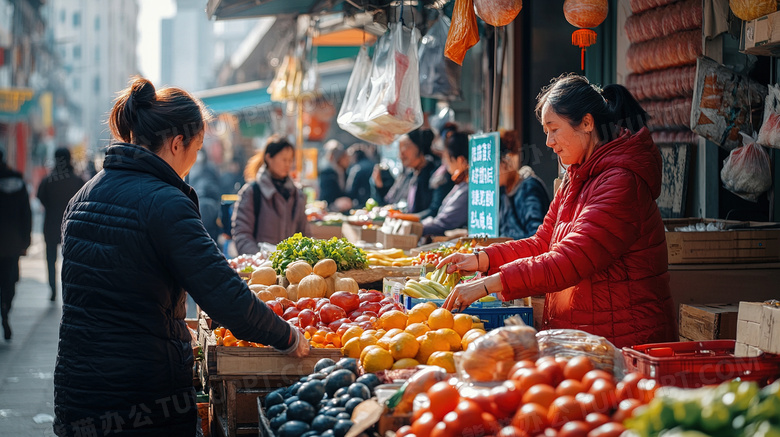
[231,183,259,256]
[21,183,31,250]
[318,168,344,205]
[421,184,468,236]
[152,193,294,349]
[417,177,454,220]
[514,178,550,239]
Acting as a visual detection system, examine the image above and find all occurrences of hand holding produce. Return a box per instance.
[436,252,480,274]
[442,278,490,311]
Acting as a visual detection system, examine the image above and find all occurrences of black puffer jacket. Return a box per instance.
[54,144,295,437]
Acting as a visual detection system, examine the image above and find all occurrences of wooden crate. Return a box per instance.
[380,231,419,251]
[679,303,739,341]
[210,376,286,437]
[342,223,379,244]
[309,223,343,240]
[664,218,780,264]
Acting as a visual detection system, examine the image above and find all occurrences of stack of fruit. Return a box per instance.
[401,355,657,437]
[263,357,380,437]
[340,302,485,373]
[402,266,461,299]
[365,248,418,267]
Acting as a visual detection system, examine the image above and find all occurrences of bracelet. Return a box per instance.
[482,282,490,297]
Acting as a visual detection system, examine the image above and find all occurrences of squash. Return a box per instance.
[249,284,268,293]
[287,284,299,301]
[334,277,359,294]
[250,267,278,286]
[285,261,312,285]
[256,290,275,302]
[325,276,337,298]
[313,258,337,278]
[267,285,288,299]
[298,274,327,298]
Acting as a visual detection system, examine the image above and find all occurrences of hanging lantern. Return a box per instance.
[563,0,608,70]
[729,0,776,21]
[474,0,523,27]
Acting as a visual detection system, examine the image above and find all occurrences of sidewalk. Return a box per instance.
[0,232,61,437]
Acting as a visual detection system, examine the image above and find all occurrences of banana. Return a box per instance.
[402,287,423,298]
[405,280,439,299]
[420,279,450,298]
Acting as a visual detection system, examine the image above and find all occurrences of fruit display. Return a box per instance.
[536,329,620,373]
[366,248,418,267]
[459,322,540,382]
[270,233,369,275]
[228,253,269,273]
[626,379,780,437]
[402,265,461,299]
[262,357,379,437]
[412,243,473,266]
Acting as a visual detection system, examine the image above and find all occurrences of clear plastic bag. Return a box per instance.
[536,329,625,378]
[757,84,780,149]
[721,132,772,202]
[418,16,462,100]
[456,320,539,382]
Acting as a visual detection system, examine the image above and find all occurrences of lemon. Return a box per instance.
[452,313,473,337]
[380,310,408,330]
[436,328,462,351]
[428,308,454,330]
[363,348,394,373]
[341,326,364,346]
[390,332,420,360]
[392,358,420,370]
[427,351,456,373]
[341,337,361,359]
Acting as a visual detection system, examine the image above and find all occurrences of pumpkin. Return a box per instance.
[325,276,337,298]
[285,261,312,285]
[250,267,278,286]
[298,274,327,298]
[313,258,337,278]
[334,277,359,294]
[287,284,299,301]
[267,285,288,299]
[256,290,275,302]
[249,284,268,293]
[563,0,608,29]
[730,0,776,21]
[474,0,522,27]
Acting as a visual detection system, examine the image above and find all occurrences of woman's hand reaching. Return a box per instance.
[436,252,480,274]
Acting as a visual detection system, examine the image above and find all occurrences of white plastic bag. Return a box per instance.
[757,84,780,149]
[418,16,462,100]
[721,132,772,202]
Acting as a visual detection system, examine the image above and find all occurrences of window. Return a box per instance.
[94,46,100,62]
[94,16,100,31]
[73,78,80,91]
[73,12,81,27]
[94,76,100,93]
[73,45,81,60]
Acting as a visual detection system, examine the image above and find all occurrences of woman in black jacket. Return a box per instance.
[54,77,309,437]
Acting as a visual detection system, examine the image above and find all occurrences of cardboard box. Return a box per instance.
[737,320,762,345]
[679,303,739,341]
[737,301,780,354]
[380,231,419,251]
[309,223,343,240]
[381,217,424,237]
[741,10,780,56]
[735,341,764,358]
[341,222,378,244]
[664,218,780,264]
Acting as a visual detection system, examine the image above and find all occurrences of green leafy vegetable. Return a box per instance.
[270,233,369,274]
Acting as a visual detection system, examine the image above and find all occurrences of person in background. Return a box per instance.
[421,129,471,237]
[345,142,375,208]
[188,149,222,242]
[55,77,308,437]
[498,130,550,240]
[372,128,436,213]
[417,123,457,220]
[232,136,310,254]
[438,74,676,348]
[0,149,31,341]
[36,147,85,301]
[318,139,352,212]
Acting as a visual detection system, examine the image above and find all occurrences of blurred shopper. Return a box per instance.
[498,130,550,240]
[318,139,352,212]
[372,128,436,213]
[417,122,457,220]
[345,143,375,208]
[189,149,222,242]
[232,136,310,254]
[421,128,471,237]
[0,149,32,341]
[36,147,85,301]
[55,77,308,437]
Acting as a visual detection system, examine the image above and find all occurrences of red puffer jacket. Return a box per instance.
[483,127,676,348]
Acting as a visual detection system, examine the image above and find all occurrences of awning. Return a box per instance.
[206,0,343,20]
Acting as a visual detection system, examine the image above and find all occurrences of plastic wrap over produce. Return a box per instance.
[536,329,625,378]
[758,84,780,149]
[457,319,539,383]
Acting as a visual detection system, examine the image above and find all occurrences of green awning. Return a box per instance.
[195,81,272,115]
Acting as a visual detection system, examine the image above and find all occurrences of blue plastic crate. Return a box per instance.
[395,294,503,310]
[462,307,533,330]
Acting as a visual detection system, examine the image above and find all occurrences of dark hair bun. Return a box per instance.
[407,128,435,156]
[128,78,155,112]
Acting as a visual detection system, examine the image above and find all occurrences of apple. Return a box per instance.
[266,300,284,317]
[328,317,351,332]
[296,297,317,311]
[318,303,347,325]
[282,307,300,320]
[358,301,382,314]
[329,291,360,313]
[276,297,296,311]
[298,309,318,327]
[359,293,383,304]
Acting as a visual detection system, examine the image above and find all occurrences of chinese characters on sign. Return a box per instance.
[468,132,500,237]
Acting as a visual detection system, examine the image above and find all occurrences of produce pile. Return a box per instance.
[227,253,268,273]
[270,233,368,275]
[412,243,473,266]
[365,248,417,267]
[402,265,462,299]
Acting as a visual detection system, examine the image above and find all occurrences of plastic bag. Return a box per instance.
[418,16,462,100]
[385,365,448,414]
[536,329,625,378]
[757,84,780,149]
[337,46,391,143]
[457,321,539,382]
[721,132,772,202]
[445,0,480,65]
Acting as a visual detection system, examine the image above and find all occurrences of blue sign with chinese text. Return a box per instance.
[468,132,500,237]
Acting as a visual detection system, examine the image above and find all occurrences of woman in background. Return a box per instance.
[421,128,471,237]
[372,128,436,213]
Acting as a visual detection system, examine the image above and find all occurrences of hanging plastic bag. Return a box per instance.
[445,0,480,65]
[419,16,462,100]
[757,84,780,149]
[721,132,772,202]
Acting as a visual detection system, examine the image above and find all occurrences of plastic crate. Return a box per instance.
[395,294,503,310]
[461,307,533,331]
[622,340,780,388]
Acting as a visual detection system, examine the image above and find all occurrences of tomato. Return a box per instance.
[412,406,430,423]
[558,421,589,437]
[329,291,360,313]
[512,368,552,395]
[491,381,524,418]
[508,360,537,376]
[522,384,557,409]
[587,422,625,437]
[282,307,300,321]
[616,372,643,401]
[427,381,460,420]
[588,379,618,412]
[498,426,531,437]
[378,303,399,317]
[581,370,614,390]
[295,297,317,311]
[542,428,559,437]
[511,403,549,435]
[556,379,586,397]
[315,298,329,311]
[396,425,414,437]
[266,300,283,317]
[574,392,597,416]
[411,411,438,437]
[318,303,347,324]
[297,309,318,327]
[537,360,565,387]
[430,420,454,437]
[454,399,486,432]
[583,413,610,431]
[359,292,384,303]
[359,301,382,314]
[612,398,642,423]
[637,378,658,404]
[548,395,584,428]
[563,356,595,381]
[482,412,501,435]
[459,385,498,417]
[327,317,351,332]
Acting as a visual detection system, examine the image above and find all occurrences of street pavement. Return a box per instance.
[0,230,61,437]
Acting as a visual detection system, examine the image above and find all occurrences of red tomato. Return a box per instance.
[275,297,296,311]
[411,411,438,437]
[454,400,486,432]
[359,301,382,314]
[581,370,614,390]
[482,412,500,435]
[459,385,498,417]
[266,300,283,316]
[637,378,658,404]
[583,413,610,431]
[498,426,531,437]
[427,381,460,420]
[348,310,364,320]
[282,307,300,321]
[535,356,559,368]
[297,309,318,327]
[563,356,595,382]
[379,297,396,306]
[378,303,399,317]
[329,291,360,313]
[491,381,524,417]
[537,360,565,387]
[556,379,586,397]
[588,379,618,412]
[431,419,454,437]
[511,403,549,435]
[327,317,351,332]
[616,372,643,401]
[396,425,414,437]
[612,399,643,423]
[359,292,384,303]
[412,406,430,423]
[318,303,347,324]
[522,384,557,409]
[512,368,552,395]
[509,360,537,376]
[548,395,584,428]
[587,422,625,437]
[558,421,590,437]
[543,428,559,437]
[574,392,597,416]
[295,297,317,311]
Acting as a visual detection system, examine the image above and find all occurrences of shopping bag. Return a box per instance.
[757,83,780,149]
[419,16,462,100]
[720,132,772,202]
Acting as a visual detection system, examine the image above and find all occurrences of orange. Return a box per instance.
[341,337,361,358]
[435,328,462,352]
[341,325,364,345]
[415,332,451,364]
[405,322,430,337]
[358,333,378,350]
[427,308,454,330]
[380,310,408,330]
[392,358,420,370]
[360,344,382,363]
[363,347,394,373]
[452,313,473,337]
[390,332,420,360]
[427,351,456,373]
[406,306,429,325]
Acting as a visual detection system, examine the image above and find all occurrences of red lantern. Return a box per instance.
[563,0,608,70]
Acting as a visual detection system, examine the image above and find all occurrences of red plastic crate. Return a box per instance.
[622,340,780,388]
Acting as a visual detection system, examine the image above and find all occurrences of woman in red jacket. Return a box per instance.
[439,74,676,348]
